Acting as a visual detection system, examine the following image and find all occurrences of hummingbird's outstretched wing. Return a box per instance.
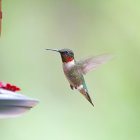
[77,53,113,75]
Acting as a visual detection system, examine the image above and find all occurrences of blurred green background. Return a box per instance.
[0,0,140,140]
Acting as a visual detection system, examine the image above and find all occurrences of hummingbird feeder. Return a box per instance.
[0,82,39,118]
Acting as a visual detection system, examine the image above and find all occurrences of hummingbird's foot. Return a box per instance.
[70,85,74,90]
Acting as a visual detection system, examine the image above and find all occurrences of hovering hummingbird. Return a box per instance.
[46,48,112,106]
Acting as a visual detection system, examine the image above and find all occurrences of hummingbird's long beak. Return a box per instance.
[46,48,60,52]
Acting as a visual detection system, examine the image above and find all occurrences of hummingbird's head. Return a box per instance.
[46,48,74,63]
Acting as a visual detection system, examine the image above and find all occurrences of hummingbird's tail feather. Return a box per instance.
[79,88,94,107]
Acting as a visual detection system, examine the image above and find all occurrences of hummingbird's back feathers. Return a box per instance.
[77,53,113,75]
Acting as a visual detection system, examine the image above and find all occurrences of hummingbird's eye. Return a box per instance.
[65,51,69,54]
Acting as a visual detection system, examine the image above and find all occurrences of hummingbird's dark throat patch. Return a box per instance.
[61,55,74,63]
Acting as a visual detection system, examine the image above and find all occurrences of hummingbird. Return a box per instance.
[46,48,112,106]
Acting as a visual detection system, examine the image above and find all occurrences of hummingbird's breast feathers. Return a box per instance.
[63,61,84,88]
[63,60,75,72]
